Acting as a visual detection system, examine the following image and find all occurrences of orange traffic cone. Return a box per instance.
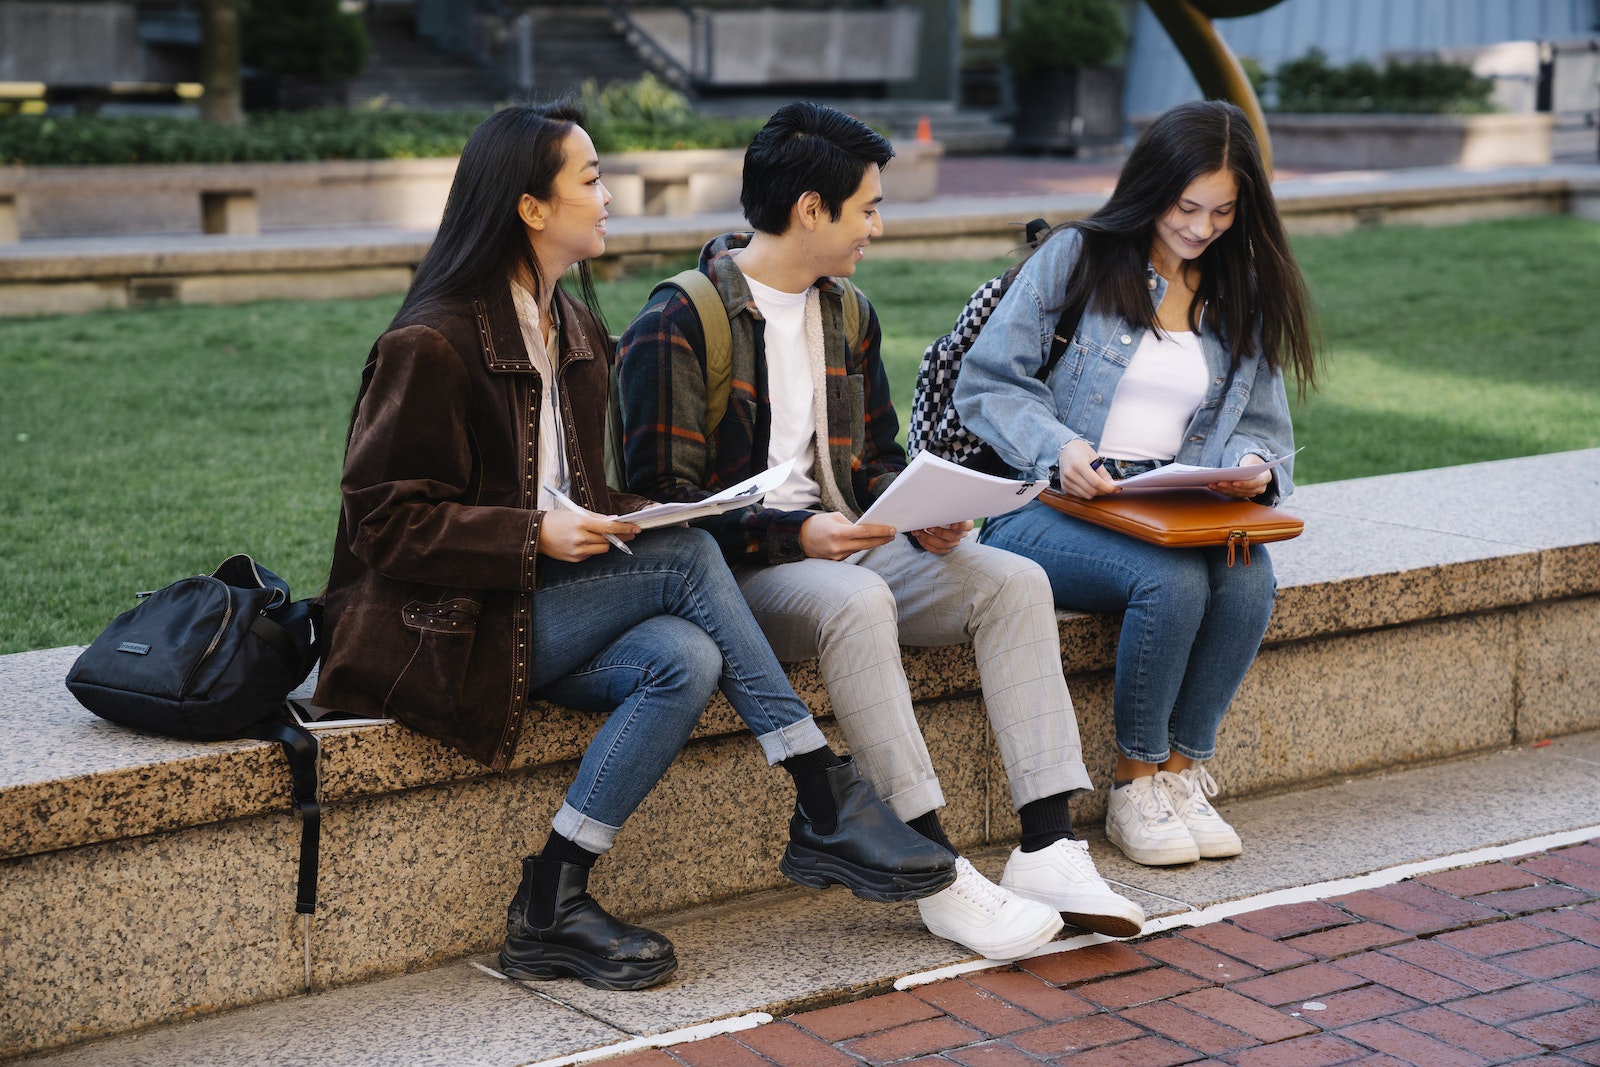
[916,115,932,142]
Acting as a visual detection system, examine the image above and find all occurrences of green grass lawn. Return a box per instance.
[3,215,1596,653]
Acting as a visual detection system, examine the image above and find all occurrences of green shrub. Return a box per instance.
[0,74,775,165]
[582,74,766,151]
[0,109,488,165]
[1270,47,1495,114]
[1003,0,1129,81]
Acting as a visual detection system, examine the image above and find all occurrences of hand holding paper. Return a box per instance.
[1112,449,1301,491]
[854,452,1047,531]
[612,459,795,529]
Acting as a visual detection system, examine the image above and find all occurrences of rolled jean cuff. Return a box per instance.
[1008,763,1094,811]
[552,803,622,855]
[754,717,829,765]
[1169,738,1218,763]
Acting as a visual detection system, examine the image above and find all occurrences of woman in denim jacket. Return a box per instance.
[953,100,1320,868]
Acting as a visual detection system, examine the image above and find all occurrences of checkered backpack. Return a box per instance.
[908,219,1085,471]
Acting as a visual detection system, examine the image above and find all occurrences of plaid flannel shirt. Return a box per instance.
[616,231,906,566]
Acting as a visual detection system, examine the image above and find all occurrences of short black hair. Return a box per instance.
[740,101,894,235]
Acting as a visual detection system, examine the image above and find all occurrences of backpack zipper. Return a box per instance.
[181,575,234,695]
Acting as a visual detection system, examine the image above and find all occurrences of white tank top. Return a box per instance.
[1097,329,1209,462]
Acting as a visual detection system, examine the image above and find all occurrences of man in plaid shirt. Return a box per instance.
[617,101,1143,961]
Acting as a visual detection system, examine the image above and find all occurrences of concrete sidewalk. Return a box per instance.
[19,731,1600,1066]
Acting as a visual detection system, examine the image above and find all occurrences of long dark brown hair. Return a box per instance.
[392,100,605,330]
[1052,99,1320,393]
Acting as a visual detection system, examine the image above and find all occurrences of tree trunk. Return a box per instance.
[199,0,245,125]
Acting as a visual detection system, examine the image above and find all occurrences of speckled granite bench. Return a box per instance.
[4,449,1597,1058]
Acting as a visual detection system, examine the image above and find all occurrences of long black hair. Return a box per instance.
[1053,99,1319,392]
[392,100,605,329]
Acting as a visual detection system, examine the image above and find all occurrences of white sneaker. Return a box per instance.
[1105,776,1201,866]
[1157,767,1242,859]
[1000,838,1146,939]
[917,856,1064,961]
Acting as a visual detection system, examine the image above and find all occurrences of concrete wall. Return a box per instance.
[0,0,144,83]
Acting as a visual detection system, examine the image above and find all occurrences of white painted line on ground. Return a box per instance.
[524,1011,772,1067]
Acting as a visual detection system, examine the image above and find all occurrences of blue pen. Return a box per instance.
[1090,456,1105,472]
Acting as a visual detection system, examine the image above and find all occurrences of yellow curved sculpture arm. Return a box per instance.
[1144,0,1283,172]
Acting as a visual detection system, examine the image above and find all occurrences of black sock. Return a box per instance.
[522,832,600,928]
[540,830,600,870]
[908,810,953,852]
[1018,793,1075,853]
[781,746,845,836]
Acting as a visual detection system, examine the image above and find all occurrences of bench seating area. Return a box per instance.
[3,448,1597,1060]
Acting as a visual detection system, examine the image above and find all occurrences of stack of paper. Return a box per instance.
[610,459,796,529]
[855,452,1046,531]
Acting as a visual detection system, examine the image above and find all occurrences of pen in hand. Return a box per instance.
[545,485,634,555]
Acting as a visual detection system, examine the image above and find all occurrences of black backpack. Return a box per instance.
[66,553,324,914]
[908,219,1084,476]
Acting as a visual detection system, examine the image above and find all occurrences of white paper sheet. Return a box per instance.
[1114,449,1300,490]
[855,451,1046,531]
[613,459,796,529]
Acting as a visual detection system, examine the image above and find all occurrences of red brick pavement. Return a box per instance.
[615,839,1600,1065]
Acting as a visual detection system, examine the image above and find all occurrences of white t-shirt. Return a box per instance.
[511,285,568,511]
[745,275,821,510]
[1097,329,1209,462]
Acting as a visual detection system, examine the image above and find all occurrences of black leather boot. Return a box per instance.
[498,856,677,991]
[780,756,957,902]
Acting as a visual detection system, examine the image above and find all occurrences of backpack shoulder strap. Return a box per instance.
[831,277,869,352]
[1041,297,1086,381]
[652,269,733,435]
[246,709,321,916]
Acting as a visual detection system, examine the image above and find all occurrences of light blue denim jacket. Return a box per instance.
[953,228,1296,504]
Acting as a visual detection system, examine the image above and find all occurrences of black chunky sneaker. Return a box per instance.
[780,756,957,902]
[498,856,677,991]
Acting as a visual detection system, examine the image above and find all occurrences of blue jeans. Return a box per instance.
[980,500,1276,764]
[527,526,826,853]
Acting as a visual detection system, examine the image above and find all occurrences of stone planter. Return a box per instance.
[1011,67,1126,155]
[601,139,944,218]
[0,158,459,239]
[0,138,945,241]
[1265,113,1556,169]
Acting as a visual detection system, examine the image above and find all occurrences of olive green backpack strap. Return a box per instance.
[832,277,869,353]
[651,268,734,436]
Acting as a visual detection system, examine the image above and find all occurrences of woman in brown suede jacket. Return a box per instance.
[314,103,952,992]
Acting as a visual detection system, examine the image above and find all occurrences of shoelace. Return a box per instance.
[1047,838,1102,881]
[1159,767,1220,818]
[948,858,1012,911]
[1131,778,1186,825]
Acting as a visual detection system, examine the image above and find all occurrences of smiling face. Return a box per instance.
[1151,168,1238,277]
[522,125,610,279]
[810,163,884,278]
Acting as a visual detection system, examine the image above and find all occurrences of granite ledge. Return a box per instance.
[4,449,1595,861]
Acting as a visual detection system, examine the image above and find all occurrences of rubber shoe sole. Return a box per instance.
[1059,904,1145,939]
[1105,823,1200,866]
[498,942,678,991]
[780,842,957,902]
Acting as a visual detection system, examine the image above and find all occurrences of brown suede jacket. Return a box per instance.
[314,284,652,771]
